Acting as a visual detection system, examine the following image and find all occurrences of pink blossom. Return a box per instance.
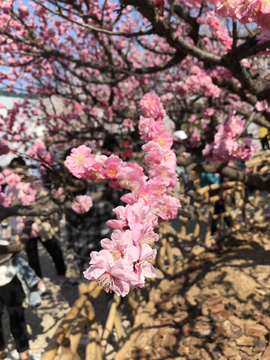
[202,144,213,158]
[140,93,165,120]
[146,179,167,196]
[21,194,35,205]
[22,183,36,195]
[3,169,13,177]
[255,100,268,112]
[148,164,178,189]
[261,0,270,13]
[120,192,138,205]
[84,161,106,181]
[101,230,139,263]
[126,198,158,229]
[103,155,123,179]
[143,141,164,167]
[0,194,11,207]
[65,145,94,178]
[83,250,133,297]
[138,116,156,142]
[189,130,201,148]
[234,0,260,23]
[202,108,214,118]
[175,82,189,97]
[137,183,162,202]
[188,114,197,123]
[114,165,146,192]
[123,118,135,127]
[132,243,157,288]
[106,205,128,230]
[151,129,174,150]
[55,187,63,196]
[5,173,21,186]
[223,113,245,137]
[130,223,159,245]
[0,173,4,184]
[71,195,93,214]
[155,194,181,221]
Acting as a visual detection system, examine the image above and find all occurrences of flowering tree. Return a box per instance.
[0,0,270,293]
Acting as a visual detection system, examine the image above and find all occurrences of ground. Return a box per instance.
[129,224,270,360]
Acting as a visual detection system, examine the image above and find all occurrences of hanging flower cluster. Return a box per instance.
[203,113,257,162]
[64,93,181,296]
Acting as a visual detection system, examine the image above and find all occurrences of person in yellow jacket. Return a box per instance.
[259,127,269,150]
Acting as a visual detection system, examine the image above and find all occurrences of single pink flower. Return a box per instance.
[155,194,181,221]
[123,118,135,127]
[106,205,129,230]
[132,243,157,288]
[71,195,93,214]
[83,250,134,297]
[55,187,63,196]
[103,155,123,179]
[64,145,94,178]
[130,223,159,245]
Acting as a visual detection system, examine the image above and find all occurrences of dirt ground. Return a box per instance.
[129,224,270,360]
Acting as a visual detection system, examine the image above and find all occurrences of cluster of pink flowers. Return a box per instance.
[175,66,221,99]
[0,170,37,207]
[65,93,181,296]
[203,113,257,162]
[28,139,55,166]
[191,0,270,29]
[189,128,201,148]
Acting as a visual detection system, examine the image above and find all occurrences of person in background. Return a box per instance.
[0,239,30,360]
[200,172,230,235]
[1,224,43,309]
[6,157,78,291]
[259,126,269,151]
